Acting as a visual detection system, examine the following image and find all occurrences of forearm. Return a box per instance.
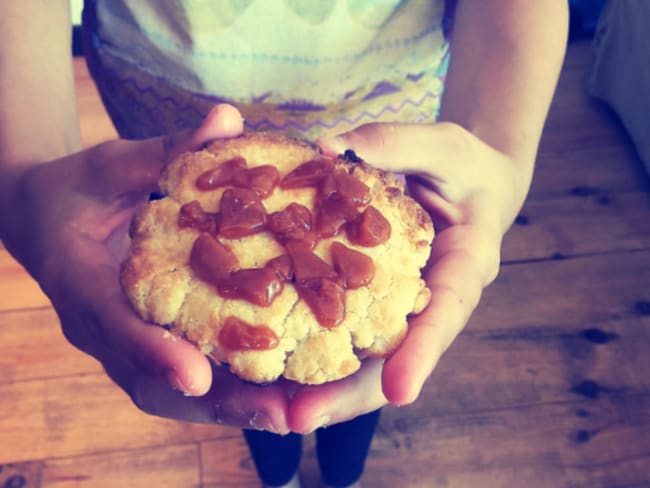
[439,0,568,168]
[0,0,80,172]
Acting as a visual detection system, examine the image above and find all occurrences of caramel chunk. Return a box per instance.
[218,267,284,307]
[315,193,360,238]
[330,242,374,289]
[178,200,218,234]
[295,278,345,328]
[319,170,370,206]
[280,157,335,189]
[197,157,279,197]
[189,234,239,285]
[265,254,294,281]
[219,188,267,239]
[268,203,315,248]
[196,157,247,190]
[218,316,279,351]
[346,206,391,247]
[289,249,338,282]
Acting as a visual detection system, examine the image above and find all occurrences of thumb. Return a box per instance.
[162,103,245,160]
[85,104,244,195]
[317,121,481,182]
[317,122,517,214]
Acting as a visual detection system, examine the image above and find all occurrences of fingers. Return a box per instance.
[50,240,214,397]
[318,121,518,216]
[318,121,473,176]
[90,290,214,396]
[99,287,213,397]
[183,103,245,152]
[381,227,496,405]
[316,121,512,409]
[131,366,291,433]
[84,104,244,195]
[287,358,387,434]
[407,178,463,230]
[382,278,478,405]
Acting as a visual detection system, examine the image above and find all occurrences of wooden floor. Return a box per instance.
[2,39,650,487]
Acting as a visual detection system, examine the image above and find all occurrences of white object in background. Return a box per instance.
[70,0,83,26]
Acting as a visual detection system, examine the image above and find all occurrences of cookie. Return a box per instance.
[120,133,433,384]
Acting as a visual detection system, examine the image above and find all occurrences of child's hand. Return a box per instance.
[0,105,292,434]
[287,121,528,433]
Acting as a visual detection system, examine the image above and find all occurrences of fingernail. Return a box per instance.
[317,136,346,156]
[165,369,194,396]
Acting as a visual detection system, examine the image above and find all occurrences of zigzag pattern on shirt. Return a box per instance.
[244,91,441,132]
[105,65,440,135]
[103,66,228,127]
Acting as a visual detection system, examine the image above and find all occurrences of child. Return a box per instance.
[0,1,568,486]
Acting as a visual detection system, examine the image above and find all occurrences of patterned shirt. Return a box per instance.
[85,0,450,140]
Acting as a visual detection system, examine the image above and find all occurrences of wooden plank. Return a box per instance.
[200,437,260,487]
[540,104,631,155]
[533,41,650,201]
[364,395,650,488]
[1,444,201,488]
[502,190,650,262]
[479,249,650,330]
[416,313,650,417]
[73,58,117,148]
[0,460,42,488]
[0,250,51,312]
[538,40,634,157]
[205,393,650,488]
[0,60,113,310]
[530,144,650,200]
[42,444,200,488]
[0,373,236,464]
[393,250,650,421]
[0,308,102,384]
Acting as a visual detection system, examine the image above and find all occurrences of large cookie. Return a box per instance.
[121,133,434,384]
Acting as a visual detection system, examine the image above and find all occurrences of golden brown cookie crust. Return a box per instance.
[121,133,433,384]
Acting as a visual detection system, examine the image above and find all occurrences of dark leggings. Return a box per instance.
[243,409,381,487]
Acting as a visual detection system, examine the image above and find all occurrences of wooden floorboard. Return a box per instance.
[40,444,201,488]
[503,190,650,262]
[2,38,650,487]
[0,308,102,384]
[0,373,237,464]
[368,397,650,488]
[0,250,51,312]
